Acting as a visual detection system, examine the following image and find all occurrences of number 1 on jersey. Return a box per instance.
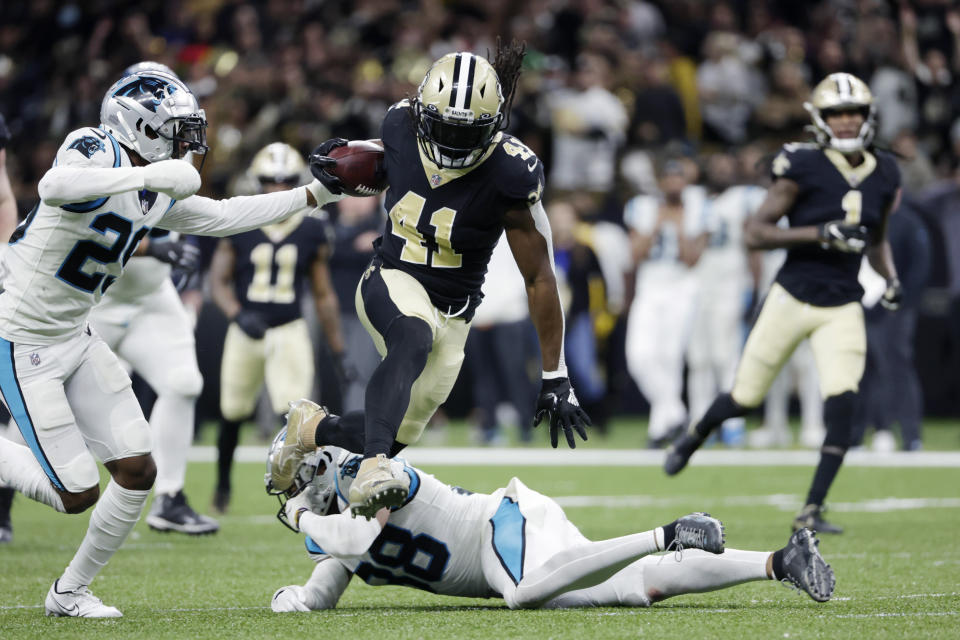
[389,191,462,268]
[842,190,862,224]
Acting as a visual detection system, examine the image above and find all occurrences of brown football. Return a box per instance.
[328,141,387,197]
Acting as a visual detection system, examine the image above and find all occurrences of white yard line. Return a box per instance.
[192,446,960,468]
[551,495,960,513]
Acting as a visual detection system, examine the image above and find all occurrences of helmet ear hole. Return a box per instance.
[143,125,159,140]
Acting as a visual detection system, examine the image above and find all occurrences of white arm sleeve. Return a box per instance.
[303,556,353,610]
[38,166,145,207]
[297,509,384,558]
[528,200,567,378]
[157,187,311,237]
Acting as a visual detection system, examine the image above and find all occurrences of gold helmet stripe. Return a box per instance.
[451,52,477,111]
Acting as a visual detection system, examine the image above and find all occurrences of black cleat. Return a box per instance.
[781,528,836,602]
[147,490,219,535]
[673,512,725,554]
[792,504,843,535]
[663,433,705,476]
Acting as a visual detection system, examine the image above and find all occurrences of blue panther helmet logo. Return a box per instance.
[339,455,362,480]
[113,76,178,114]
[67,136,106,159]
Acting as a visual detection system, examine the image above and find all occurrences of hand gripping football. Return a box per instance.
[328,141,387,197]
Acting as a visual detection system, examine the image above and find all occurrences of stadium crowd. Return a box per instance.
[1,0,959,452]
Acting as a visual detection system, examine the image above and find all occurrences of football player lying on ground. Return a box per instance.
[264,410,835,612]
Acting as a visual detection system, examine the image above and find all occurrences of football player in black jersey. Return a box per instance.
[209,143,344,513]
[270,43,591,518]
[664,73,902,534]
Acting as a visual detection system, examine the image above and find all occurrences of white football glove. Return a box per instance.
[142,159,201,200]
[271,585,313,612]
[305,179,345,208]
[283,485,317,533]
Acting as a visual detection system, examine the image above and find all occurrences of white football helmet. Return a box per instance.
[100,70,207,164]
[265,428,341,532]
[804,72,876,154]
[249,142,307,188]
[122,60,177,78]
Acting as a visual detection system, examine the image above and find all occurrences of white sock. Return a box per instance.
[641,547,771,601]
[59,480,149,590]
[151,394,194,495]
[0,439,65,512]
[512,529,663,608]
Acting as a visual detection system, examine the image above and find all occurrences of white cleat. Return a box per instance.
[45,580,122,618]
[348,454,409,519]
[270,399,328,492]
[271,585,314,612]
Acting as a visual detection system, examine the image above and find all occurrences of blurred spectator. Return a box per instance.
[465,234,536,445]
[697,31,763,144]
[629,55,687,148]
[624,160,707,447]
[545,50,627,199]
[687,153,765,445]
[329,196,384,414]
[892,128,937,194]
[549,200,609,431]
[855,204,932,452]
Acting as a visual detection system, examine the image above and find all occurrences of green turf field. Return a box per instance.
[2,454,958,639]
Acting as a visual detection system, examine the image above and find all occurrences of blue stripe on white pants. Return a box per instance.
[0,338,65,491]
[490,497,526,585]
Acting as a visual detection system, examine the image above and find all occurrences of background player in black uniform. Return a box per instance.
[209,143,344,512]
[271,42,591,518]
[664,73,902,534]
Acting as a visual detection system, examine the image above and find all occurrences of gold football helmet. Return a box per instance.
[249,142,306,187]
[414,52,504,169]
[804,73,876,153]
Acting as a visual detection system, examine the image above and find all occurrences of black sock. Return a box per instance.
[216,419,243,491]
[805,451,844,506]
[0,487,14,525]
[660,521,677,549]
[315,411,366,452]
[806,391,855,505]
[771,549,785,580]
[694,393,749,440]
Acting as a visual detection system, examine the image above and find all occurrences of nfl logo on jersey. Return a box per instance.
[431,174,443,187]
[30,352,41,366]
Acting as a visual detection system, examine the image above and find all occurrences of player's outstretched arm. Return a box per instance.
[505,201,590,448]
[155,179,343,237]
[271,557,352,612]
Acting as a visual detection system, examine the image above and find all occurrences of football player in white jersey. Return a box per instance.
[88,61,216,536]
[687,154,765,441]
[0,69,342,617]
[264,402,835,611]
[624,160,708,447]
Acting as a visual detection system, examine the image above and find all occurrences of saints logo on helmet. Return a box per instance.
[249,142,306,189]
[414,52,505,169]
[804,73,876,154]
[101,70,208,165]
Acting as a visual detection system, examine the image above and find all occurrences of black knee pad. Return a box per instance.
[384,316,433,367]
[823,390,856,450]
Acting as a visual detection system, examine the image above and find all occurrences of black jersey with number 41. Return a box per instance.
[229,213,331,327]
[770,142,900,307]
[375,100,545,316]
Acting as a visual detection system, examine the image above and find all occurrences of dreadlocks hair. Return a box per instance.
[490,37,527,132]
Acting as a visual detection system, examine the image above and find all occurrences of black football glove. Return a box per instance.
[308,138,349,195]
[818,220,868,254]
[234,309,269,340]
[880,278,902,311]
[534,377,591,449]
[145,237,201,273]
